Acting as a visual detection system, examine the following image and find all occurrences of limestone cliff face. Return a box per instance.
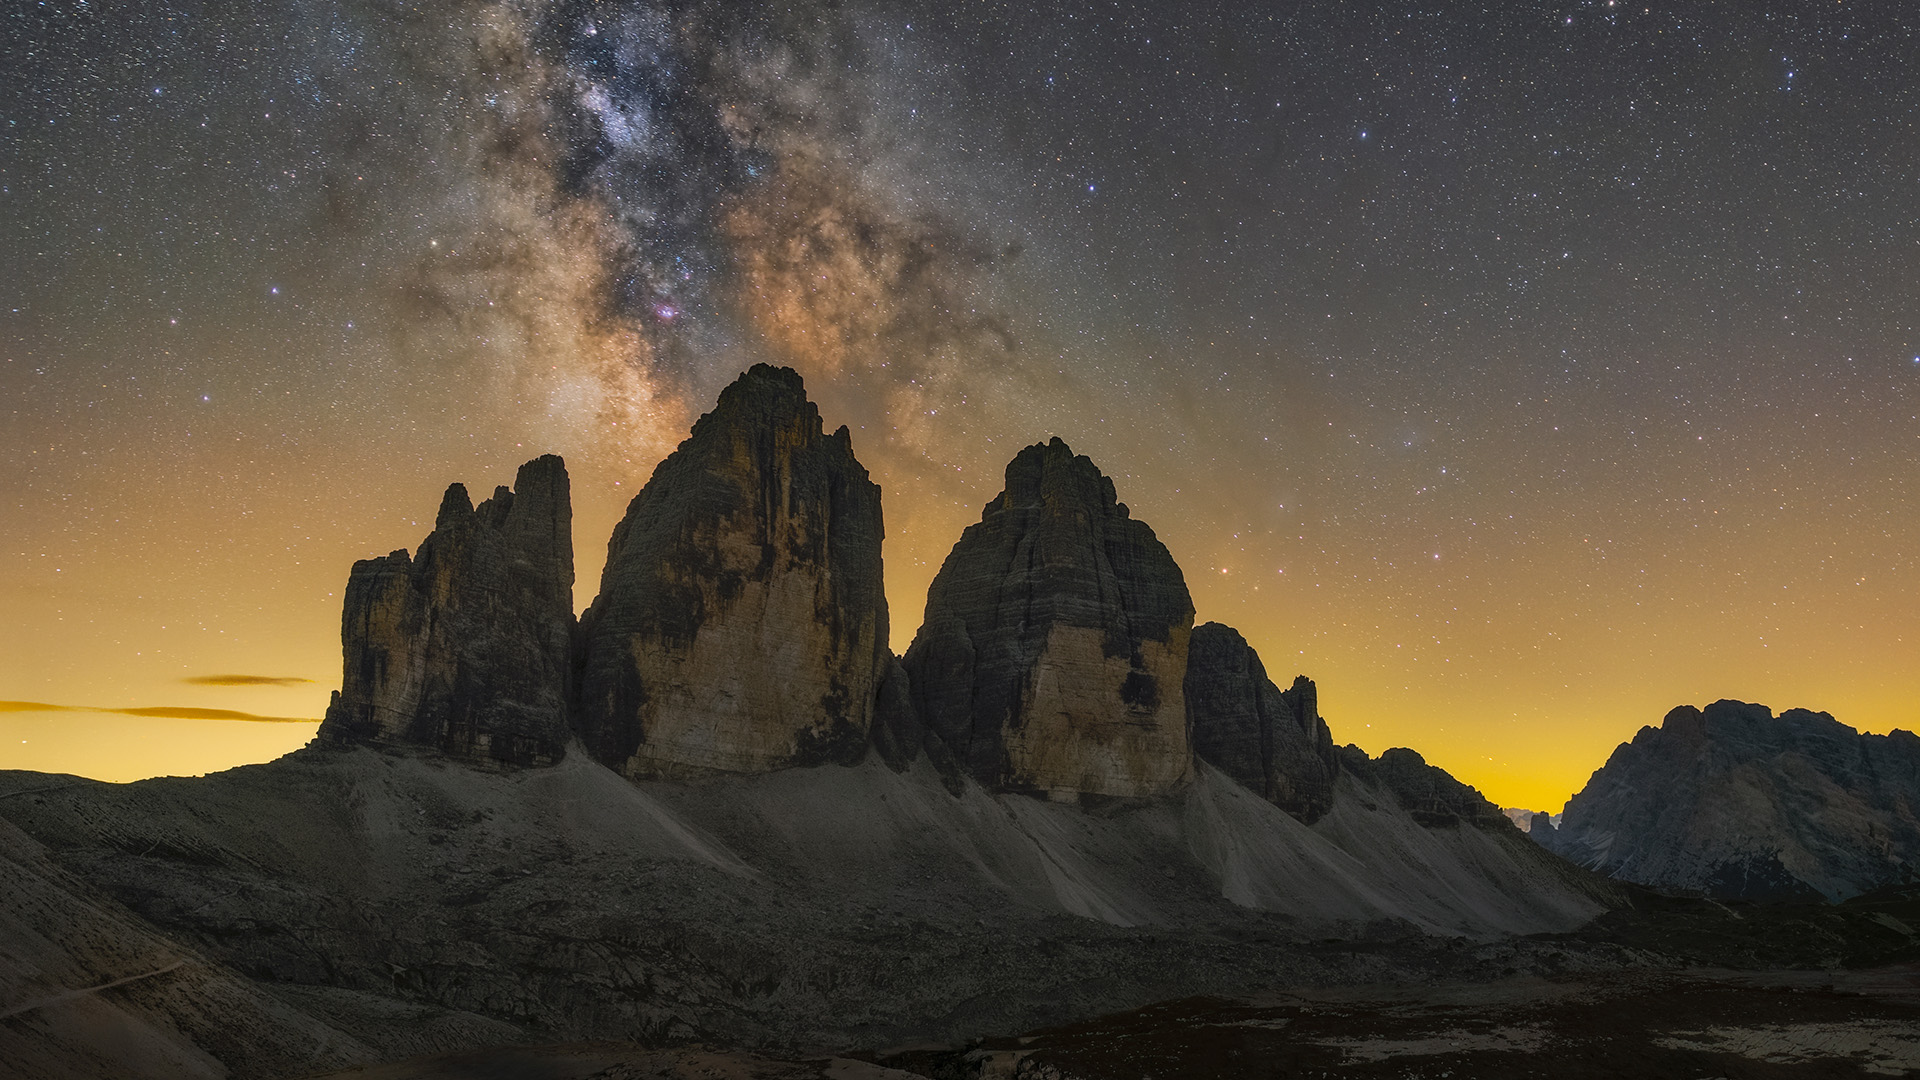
[1185,622,1338,822]
[1541,700,1920,901]
[903,438,1194,799]
[317,455,574,767]
[574,365,888,777]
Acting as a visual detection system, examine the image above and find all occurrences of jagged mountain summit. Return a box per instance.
[1181,623,1516,834]
[1503,807,1561,831]
[315,454,575,768]
[1536,699,1920,901]
[574,364,890,778]
[1337,745,1517,829]
[1185,622,1339,822]
[902,437,1195,799]
[0,366,1629,1079]
[301,373,1537,846]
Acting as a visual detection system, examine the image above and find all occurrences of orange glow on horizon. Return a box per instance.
[11,384,1913,817]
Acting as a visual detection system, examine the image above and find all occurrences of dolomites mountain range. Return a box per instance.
[310,363,1534,819]
[0,366,1624,1079]
[1185,622,1338,823]
[1530,699,1920,901]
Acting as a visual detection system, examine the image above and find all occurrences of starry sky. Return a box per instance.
[4,1,1917,811]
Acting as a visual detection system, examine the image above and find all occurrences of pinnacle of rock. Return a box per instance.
[317,454,575,767]
[574,364,889,777]
[903,437,1194,798]
[1186,622,1338,822]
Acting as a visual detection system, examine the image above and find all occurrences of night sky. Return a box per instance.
[5,1,1917,811]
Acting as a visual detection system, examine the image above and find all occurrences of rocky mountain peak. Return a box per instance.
[574,364,888,778]
[1541,699,1920,900]
[695,361,836,435]
[1185,622,1338,822]
[903,438,1194,799]
[992,435,1124,514]
[437,482,474,526]
[316,454,575,767]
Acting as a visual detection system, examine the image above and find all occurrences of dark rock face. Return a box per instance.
[1540,699,1920,901]
[869,652,926,773]
[575,365,888,777]
[1339,745,1513,829]
[316,456,574,767]
[903,438,1194,798]
[1183,623,1517,833]
[1185,622,1338,822]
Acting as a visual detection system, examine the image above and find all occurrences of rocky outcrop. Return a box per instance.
[903,438,1194,799]
[316,456,574,767]
[1185,622,1338,822]
[1540,700,1920,901]
[1506,809,1560,839]
[1338,745,1513,829]
[1182,623,1518,834]
[1183,623,1517,833]
[0,816,379,1078]
[869,652,928,773]
[574,365,888,777]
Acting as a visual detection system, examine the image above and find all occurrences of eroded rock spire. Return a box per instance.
[574,364,889,777]
[903,437,1194,798]
[317,455,575,767]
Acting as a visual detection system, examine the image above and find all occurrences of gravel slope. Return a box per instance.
[0,746,1619,1076]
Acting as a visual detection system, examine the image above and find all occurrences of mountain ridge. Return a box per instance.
[0,364,1625,1078]
[1533,698,1920,901]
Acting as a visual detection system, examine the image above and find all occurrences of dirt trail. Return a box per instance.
[0,960,185,1020]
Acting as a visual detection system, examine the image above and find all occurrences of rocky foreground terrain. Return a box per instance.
[0,747,1629,1078]
[7,366,1914,1078]
[1529,699,1920,902]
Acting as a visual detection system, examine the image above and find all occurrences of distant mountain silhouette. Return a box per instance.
[1533,699,1920,901]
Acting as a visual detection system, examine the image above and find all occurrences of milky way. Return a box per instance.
[5,2,1919,808]
[368,0,1029,473]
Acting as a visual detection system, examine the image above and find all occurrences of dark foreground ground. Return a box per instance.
[302,888,1920,1080]
[910,965,1920,1079]
[304,965,1920,1080]
[10,749,1920,1078]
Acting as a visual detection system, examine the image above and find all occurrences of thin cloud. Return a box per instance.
[0,701,318,724]
[113,706,317,723]
[181,674,316,687]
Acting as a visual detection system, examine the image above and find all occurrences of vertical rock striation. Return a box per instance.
[903,438,1194,799]
[317,455,575,767]
[574,364,888,777]
[1185,622,1338,822]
